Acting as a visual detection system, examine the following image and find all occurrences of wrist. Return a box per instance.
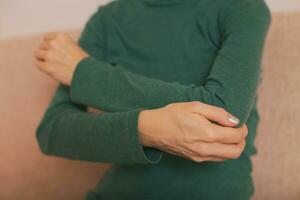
[138,109,161,148]
[69,56,90,88]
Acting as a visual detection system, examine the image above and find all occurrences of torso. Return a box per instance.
[86,0,258,199]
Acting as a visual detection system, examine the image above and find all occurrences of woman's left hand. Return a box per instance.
[34,32,89,85]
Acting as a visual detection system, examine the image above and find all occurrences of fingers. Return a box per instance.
[43,32,59,41]
[189,139,246,160]
[35,60,44,68]
[35,32,77,60]
[39,41,50,50]
[43,32,72,42]
[35,60,51,75]
[34,49,48,61]
[206,124,248,144]
[188,101,240,127]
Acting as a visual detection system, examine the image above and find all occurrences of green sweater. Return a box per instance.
[36,0,271,199]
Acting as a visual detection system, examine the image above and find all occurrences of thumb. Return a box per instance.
[189,101,239,127]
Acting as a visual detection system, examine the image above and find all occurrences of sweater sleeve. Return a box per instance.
[70,0,271,125]
[35,84,163,164]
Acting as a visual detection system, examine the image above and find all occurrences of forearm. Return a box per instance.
[36,84,162,164]
[69,56,250,125]
[70,57,225,115]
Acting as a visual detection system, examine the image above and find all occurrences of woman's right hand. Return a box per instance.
[138,101,248,162]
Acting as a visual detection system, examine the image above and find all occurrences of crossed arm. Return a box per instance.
[34,0,271,164]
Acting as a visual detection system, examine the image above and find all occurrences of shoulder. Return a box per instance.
[217,0,271,33]
[94,0,133,17]
[220,0,271,21]
[194,0,271,25]
[83,0,124,26]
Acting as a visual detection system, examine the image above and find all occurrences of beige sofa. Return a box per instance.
[0,12,299,200]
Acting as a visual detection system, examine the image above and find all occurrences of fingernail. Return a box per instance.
[229,115,239,124]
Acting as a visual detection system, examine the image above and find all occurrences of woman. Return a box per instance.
[34,0,271,199]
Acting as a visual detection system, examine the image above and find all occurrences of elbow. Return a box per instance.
[215,93,253,126]
[35,109,68,156]
[35,120,53,156]
[201,86,251,125]
[189,84,253,125]
[212,92,251,125]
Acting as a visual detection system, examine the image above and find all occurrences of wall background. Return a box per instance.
[0,0,300,40]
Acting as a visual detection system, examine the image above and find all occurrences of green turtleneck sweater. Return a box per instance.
[36,0,271,199]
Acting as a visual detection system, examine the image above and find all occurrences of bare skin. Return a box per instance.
[138,102,247,162]
[34,32,248,163]
[34,32,88,85]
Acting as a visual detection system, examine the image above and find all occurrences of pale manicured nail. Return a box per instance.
[229,115,239,124]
